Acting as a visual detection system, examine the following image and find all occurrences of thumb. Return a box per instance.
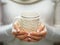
[37,24,45,32]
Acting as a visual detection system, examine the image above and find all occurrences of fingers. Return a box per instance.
[12,32,18,36]
[23,38,29,42]
[30,27,47,41]
[17,31,28,35]
[23,38,32,42]
[13,23,19,31]
[12,31,28,37]
[40,27,47,37]
[31,27,47,37]
[16,34,28,40]
[29,35,42,40]
[13,21,21,32]
[37,24,45,32]
[30,32,41,36]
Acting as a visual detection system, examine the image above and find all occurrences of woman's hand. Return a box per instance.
[24,24,47,42]
[12,21,28,40]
